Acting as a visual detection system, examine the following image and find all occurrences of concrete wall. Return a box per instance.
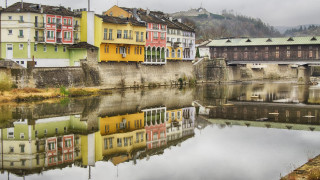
[97,61,194,88]
[7,60,194,89]
[195,58,299,83]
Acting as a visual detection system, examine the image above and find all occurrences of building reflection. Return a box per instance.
[0,106,195,177]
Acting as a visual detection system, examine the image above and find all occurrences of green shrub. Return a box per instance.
[59,86,69,96]
[0,72,12,93]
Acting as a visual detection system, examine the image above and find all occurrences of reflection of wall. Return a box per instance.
[209,102,320,125]
[166,109,183,142]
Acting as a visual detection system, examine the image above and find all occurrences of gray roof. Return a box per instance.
[207,36,320,47]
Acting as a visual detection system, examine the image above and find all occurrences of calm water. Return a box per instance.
[1,82,320,180]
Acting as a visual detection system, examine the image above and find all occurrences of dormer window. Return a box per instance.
[311,37,317,41]
[287,37,294,41]
[266,38,272,42]
[246,39,251,42]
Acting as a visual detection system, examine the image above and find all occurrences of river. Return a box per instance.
[0,82,320,180]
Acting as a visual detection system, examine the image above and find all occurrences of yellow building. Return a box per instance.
[104,5,133,18]
[100,113,145,135]
[79,11,146,62]
[99,16,146,62]
[99,113,146,165]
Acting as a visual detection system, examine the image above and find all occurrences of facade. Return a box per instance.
[165,109,183,142]
[139,10,167,65]
[0,2,83,67]
[196,40,211,57]
[99,15,146,62]
[208,37,320,66]
[161,17,196,61]
[143,107,167,149]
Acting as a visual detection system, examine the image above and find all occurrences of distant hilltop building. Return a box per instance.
[171,7,211,17]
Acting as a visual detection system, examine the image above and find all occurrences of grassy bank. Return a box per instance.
[0,87,112,103]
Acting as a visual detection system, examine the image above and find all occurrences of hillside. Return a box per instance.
[171,8,281,41]
[283,25,320,37]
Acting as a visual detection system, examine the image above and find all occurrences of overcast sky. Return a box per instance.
[1,0,320,27]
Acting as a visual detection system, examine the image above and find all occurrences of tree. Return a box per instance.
[196,47,200,58]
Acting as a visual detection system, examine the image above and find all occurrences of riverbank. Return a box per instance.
[0,87,112,103]
[282,155,320,180]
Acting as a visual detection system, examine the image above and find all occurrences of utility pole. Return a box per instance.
[88,0,90,11]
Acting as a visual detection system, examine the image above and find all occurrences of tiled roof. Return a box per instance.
[101,15,146,27]
[3,2,75,16]
[161,17,195,32]
[68,42,98,50]
[207,36,320,47]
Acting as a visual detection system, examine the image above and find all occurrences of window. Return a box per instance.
[171,112,175,120]
[298,50,302,58]
[8,16,12,20]
[178,49,181,58]
[166,49,169,58]
[104,45,107,53]
[127,46,130,54]
[55,45,58,52]
[244,52,248,59]
[161,33,165,39]
[104,28,108,40]
[68,19,71,25]
[44,129,47,136]
[8,30,12,35]
[141,32,144,41]
[18,30,24,38]
[64,19,67,25]
[119,47,126,54]
[48,142,55,150]
[276,51,279,59]
[44,45,47,52]
[20,144,25,153]
[171,49,175,58]
[10,147,14,153]
[20,133,25,139]
[55,128,58,134]
[146,32,149,40]
[177,111,181,119]
[129,30,132,39]
[265,52,269,59]
[35,130,38,137]
[136,32,139,42]
[124,30,128,39]
[309,51,313,58]
[21,160,26,166]
[117,30,122,39]
[48,17,51,24]
[64,139,72,148]
[34,44,37,52]
[117,138,122,147]
[109,29,113,40]
[140,47,142,54]
[109,138,113,149]
[47,31,54,39]
[63,46,66,52]
[19,16,24,22]
[19,44,24,49]
[287,50,290,58]
[116,46,118,54]
[153,32,158,39]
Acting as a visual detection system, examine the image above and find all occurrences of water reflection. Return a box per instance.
[1,83,320,179]
[0,103,195,178]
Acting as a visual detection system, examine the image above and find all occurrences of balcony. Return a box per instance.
[35,23,45,29]
[173,42,181,48]
[18,35,24,38]
[56,23,62,30]
[35,36,45,42]
[74,38,79,44]
[57,38,62,43]
[73,24,80,31]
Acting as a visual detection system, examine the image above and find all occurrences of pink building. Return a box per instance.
[143,107,167,149]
